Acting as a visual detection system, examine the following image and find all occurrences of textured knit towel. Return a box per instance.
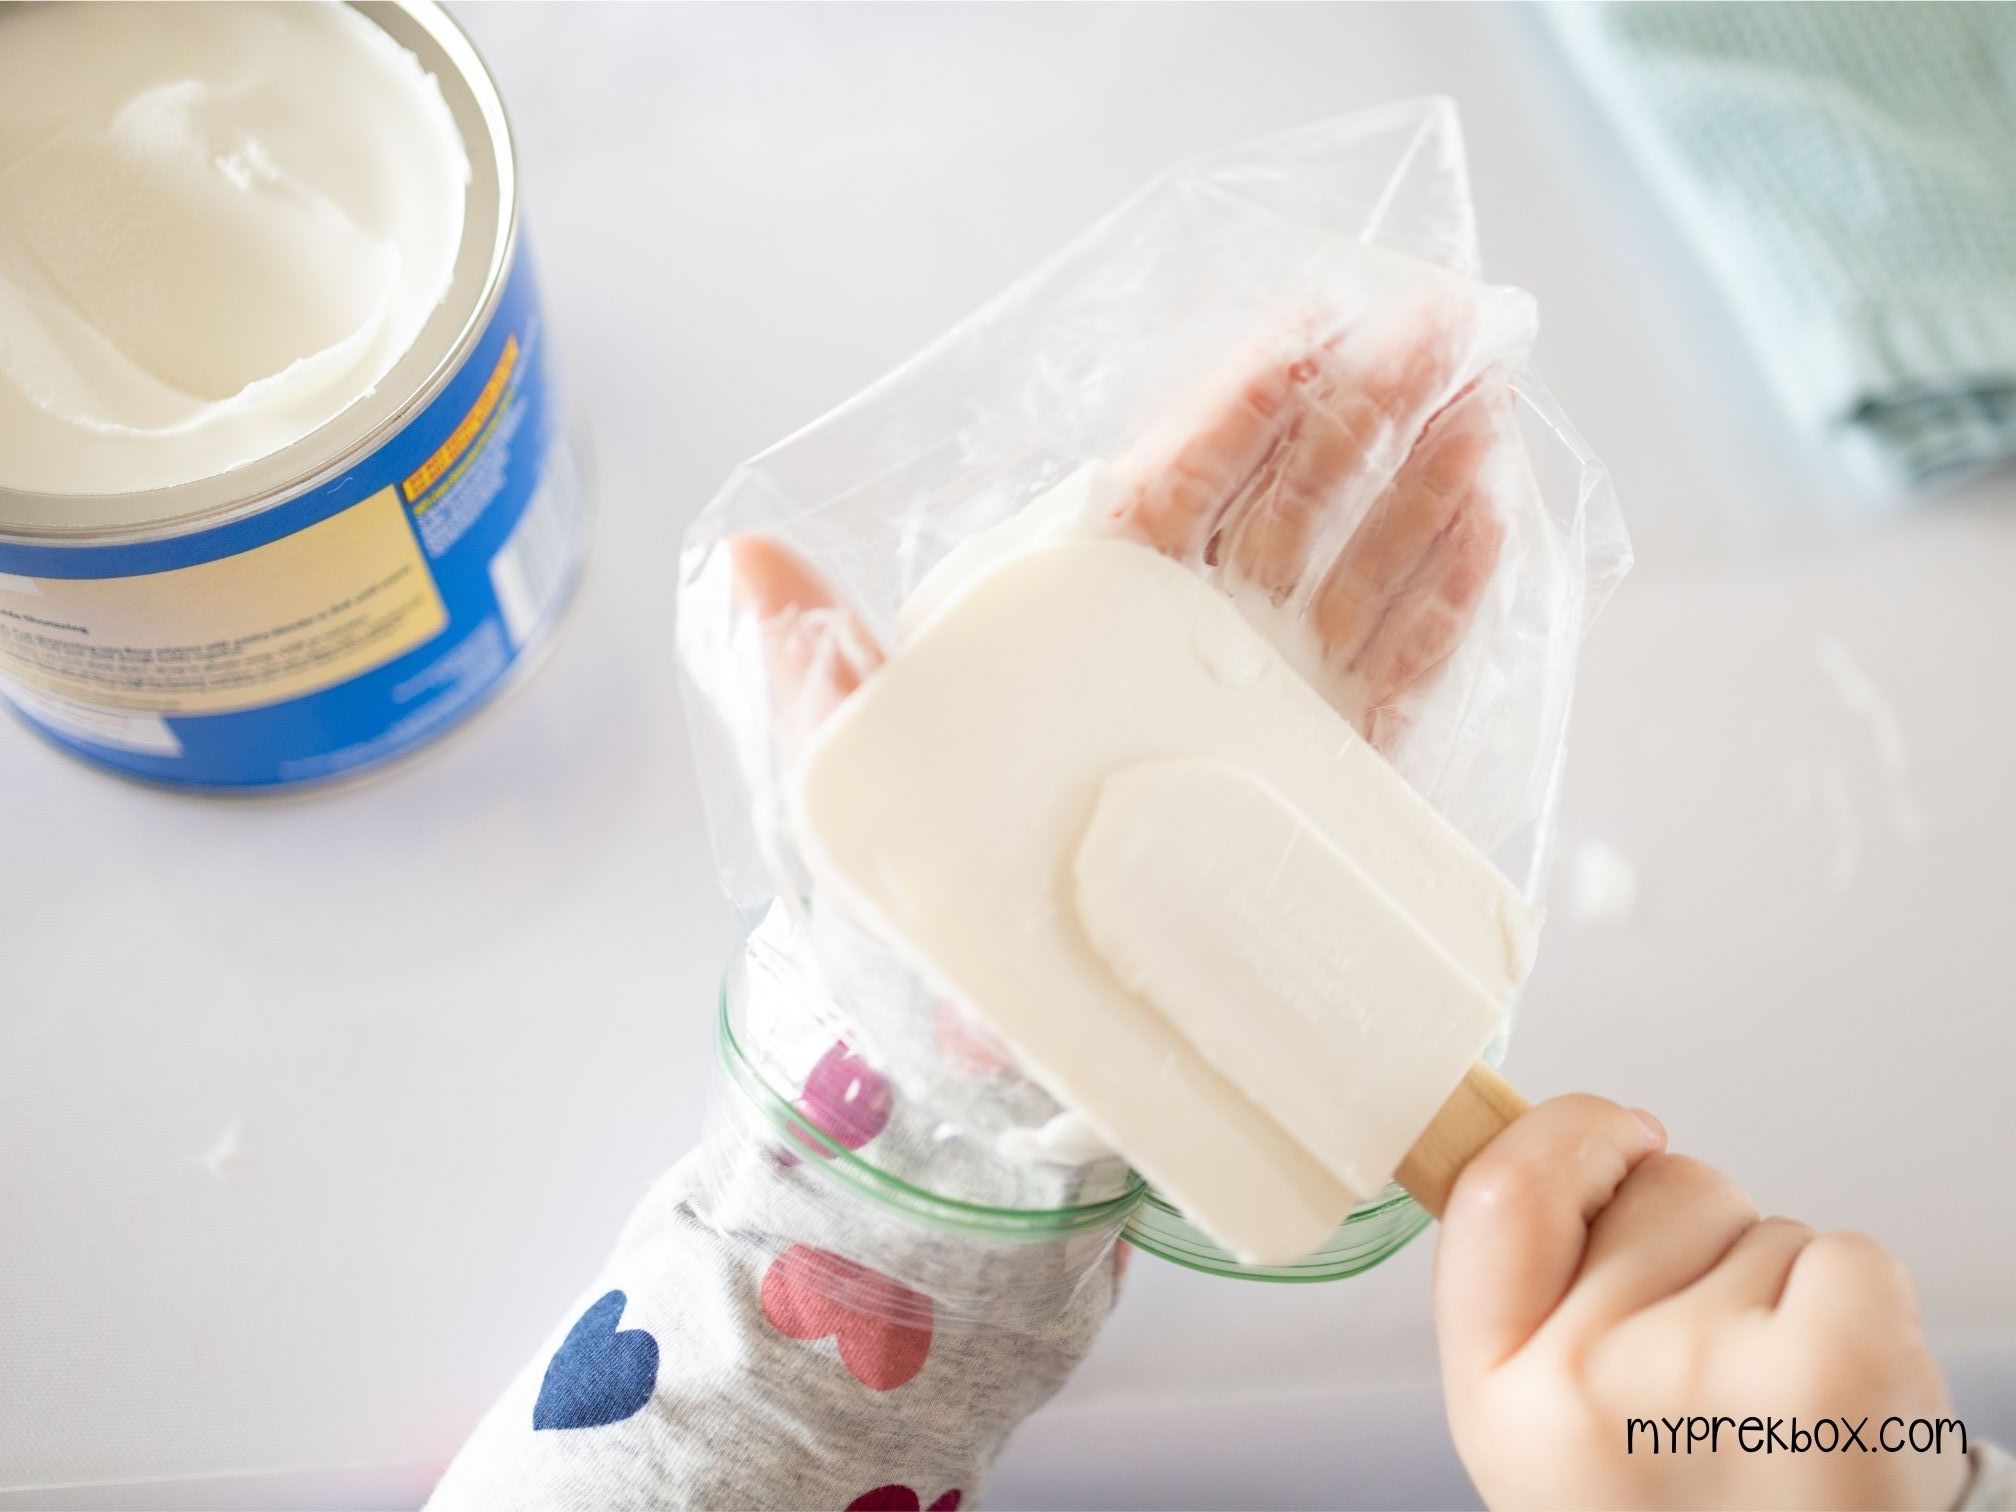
[1548,3,2016,485]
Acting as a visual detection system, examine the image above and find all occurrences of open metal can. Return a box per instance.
[0,2,586,791]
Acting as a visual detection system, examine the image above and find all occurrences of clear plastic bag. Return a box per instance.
[677,97,1628,1326]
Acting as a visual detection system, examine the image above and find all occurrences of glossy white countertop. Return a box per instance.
[4,5,2013,1507]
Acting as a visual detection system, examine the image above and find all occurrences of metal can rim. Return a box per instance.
[0,0,519,545]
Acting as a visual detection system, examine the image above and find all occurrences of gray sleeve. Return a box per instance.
[1959,1442,2016,1512]
[425,1150,1122,1512]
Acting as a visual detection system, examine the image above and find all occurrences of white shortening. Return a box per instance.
[0,2,470,495]
[795,513,1534,1265]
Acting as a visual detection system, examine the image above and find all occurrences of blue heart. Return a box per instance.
[533,1289,659,1431]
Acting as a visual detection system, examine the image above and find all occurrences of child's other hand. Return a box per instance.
[1435,1097,1970,1510]
[731,294,1521,759]
[1117,302,1511,751]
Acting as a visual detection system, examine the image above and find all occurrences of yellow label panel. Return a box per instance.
[404,333,519,506]
[0,488,447,716]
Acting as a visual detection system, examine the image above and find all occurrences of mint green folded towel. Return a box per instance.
[1548,2,2016,486]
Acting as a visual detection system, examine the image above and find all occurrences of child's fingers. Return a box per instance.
[1116,337,1325,561]
[1776,1231,1923,1333]
[1435,1095,1666,1380]
[1311,379,1501,669]
[1557,1155,1760,1332]
[1118,306,1515,748]
[1220,318,1458,597]
[726,534,882,735]
[727,533,851,626]
[1676,1215,1817,1314]
[1353,494,1504,740]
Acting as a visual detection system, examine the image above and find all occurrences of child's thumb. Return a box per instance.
[1432,1094,1665,1380]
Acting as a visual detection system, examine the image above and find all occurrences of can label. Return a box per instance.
[0,246,583,789]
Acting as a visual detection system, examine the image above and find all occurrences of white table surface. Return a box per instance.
[5,5,2014,1507]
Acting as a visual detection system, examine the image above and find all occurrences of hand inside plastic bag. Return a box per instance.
[729,300,1518,759]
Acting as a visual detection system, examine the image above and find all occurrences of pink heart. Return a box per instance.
[760,1245,934,1390]
[792,1041,893,1158]
[845,1487,961,1512]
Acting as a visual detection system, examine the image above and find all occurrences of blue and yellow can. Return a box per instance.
[0,3,586,792]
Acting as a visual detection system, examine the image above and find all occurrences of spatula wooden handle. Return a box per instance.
[1394,1061,1528,1219]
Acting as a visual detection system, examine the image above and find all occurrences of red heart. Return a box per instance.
[845,1487,961,1512]
[760,1245,933,1390]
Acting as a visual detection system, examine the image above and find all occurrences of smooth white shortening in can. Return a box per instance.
[0,2,471,496]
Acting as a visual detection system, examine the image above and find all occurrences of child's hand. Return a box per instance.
[1117,304,1512,750]
[729,295,1523,759]
[1436,1097,1970,1510]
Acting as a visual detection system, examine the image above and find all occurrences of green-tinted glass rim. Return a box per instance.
[1122,1180,1430,1281]
[1125,1186,1432,1281]
[1139,1182,1418,1223]
[1125,1207,1431,1282]
[716,982,1147,1238]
